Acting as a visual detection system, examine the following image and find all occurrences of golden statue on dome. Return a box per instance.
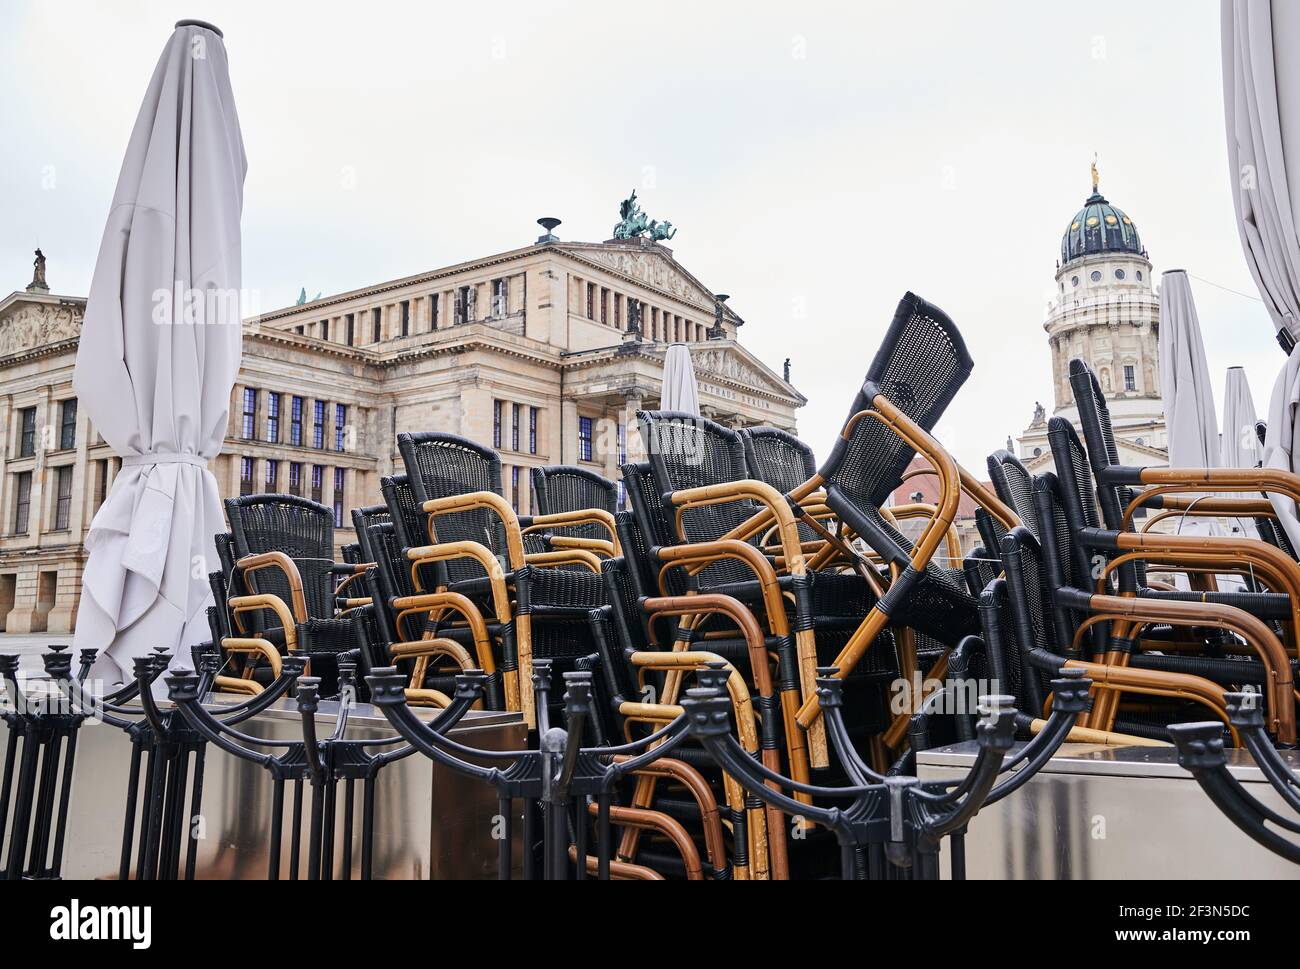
[1091,153,1100,193]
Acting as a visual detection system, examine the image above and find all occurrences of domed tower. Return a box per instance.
[1017,162,1166,466]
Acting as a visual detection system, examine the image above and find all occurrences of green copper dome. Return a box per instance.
[1060,190,1143,264]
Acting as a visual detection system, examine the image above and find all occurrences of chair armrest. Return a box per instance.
[669,478,807,575]
[236,552,308,620]
[524,549,603,573]
[521,509,618,547]
[422,491,525,569]
[228,595,298,651]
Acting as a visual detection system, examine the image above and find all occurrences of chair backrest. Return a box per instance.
[974,508,1007,566]
[350,505,392,562]
[819,292,974,511]
[397,432,505,584]
[619,462,688,599]
[739,426,816,495]
[1067,358,1132,530]
[994,527,1060,715]
[362,521,417,642]
[986,449,1038,539]
[531,465,618,515]
[637,410,756,547]
[530,466,618,543]
[961,544,1000,596]
[1031,472,1091,657]
[379,474,426,549]
[1047,416,1138,593]
[224,494,336,620]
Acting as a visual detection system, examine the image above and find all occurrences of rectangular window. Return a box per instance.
[333,467,345,527]
[266,392,281,444]
[1124,365,1136,392]
[264,460,279,493]
[59,399,77,450]
[493,400,503,448]
[614,295,622,328]
[321,318,330,341]
[289,462,302,497]
[600,288,609,325]
[430,294,439,330]
[529,407,538,455]
[578,416,593,462]
[346,313,355,346]
[20,406,37,456]
[54,466,73,530]
[401,300,410,337]
[241,387,257,440]
[455,286,472,325]
[335,404,348,452]
[511,403,521,451]
[290,396,304,447]
[586,283,596,320]
[510,465,520,512]
[311,465,324,504]
[240,457,255,496]
[13,471,32,534]
[492,279,507,318]
[313,401,326,449]
[372,307,382,343]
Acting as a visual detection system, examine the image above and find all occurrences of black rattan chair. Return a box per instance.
[398,432,605,728]
[223,494,362,698]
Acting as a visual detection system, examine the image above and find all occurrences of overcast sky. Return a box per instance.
[0,0,1280,468]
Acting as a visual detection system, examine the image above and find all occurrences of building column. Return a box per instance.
[559,399,579,464]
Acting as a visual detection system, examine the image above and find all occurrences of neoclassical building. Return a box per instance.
[1016,168,1168,471]
[0,208,804,633]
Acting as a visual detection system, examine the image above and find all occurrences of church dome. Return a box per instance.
[1060,174,1143,264]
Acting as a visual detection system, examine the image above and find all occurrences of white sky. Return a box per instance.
[0,0,1281,468]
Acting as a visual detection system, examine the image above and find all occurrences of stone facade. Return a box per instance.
[0,234,804,633]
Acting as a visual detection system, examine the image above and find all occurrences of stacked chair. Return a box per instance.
[175,286,1300,878]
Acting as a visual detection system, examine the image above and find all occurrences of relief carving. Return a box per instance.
[0,302,82,357]
[584,250,709,310]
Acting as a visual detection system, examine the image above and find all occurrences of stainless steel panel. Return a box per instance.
[918,742,1300,879]
[3,696,526,880]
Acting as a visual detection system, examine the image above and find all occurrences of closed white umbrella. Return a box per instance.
[73,21,246,684]
[1221,366,1261,467]
[1222,0,1300,547]
[1158,271,1220,468]
[661,343,700,415]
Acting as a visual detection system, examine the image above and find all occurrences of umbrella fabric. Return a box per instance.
[661,343,701,416]
[73,22,246,685]
[1222,0,1300,548]
[1158,271,1220,469]
[1221,366,1261,467]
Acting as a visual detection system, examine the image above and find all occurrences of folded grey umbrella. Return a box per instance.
[1158,271,1220,470]
[661,343,701,416]
[1221,366,1260,468]
[72,21,246,684]
[1223,0,1300,548]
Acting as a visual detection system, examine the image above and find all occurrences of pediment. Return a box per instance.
[561,244,740,322]
[690,342,802,403]
[0,295,83,357]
